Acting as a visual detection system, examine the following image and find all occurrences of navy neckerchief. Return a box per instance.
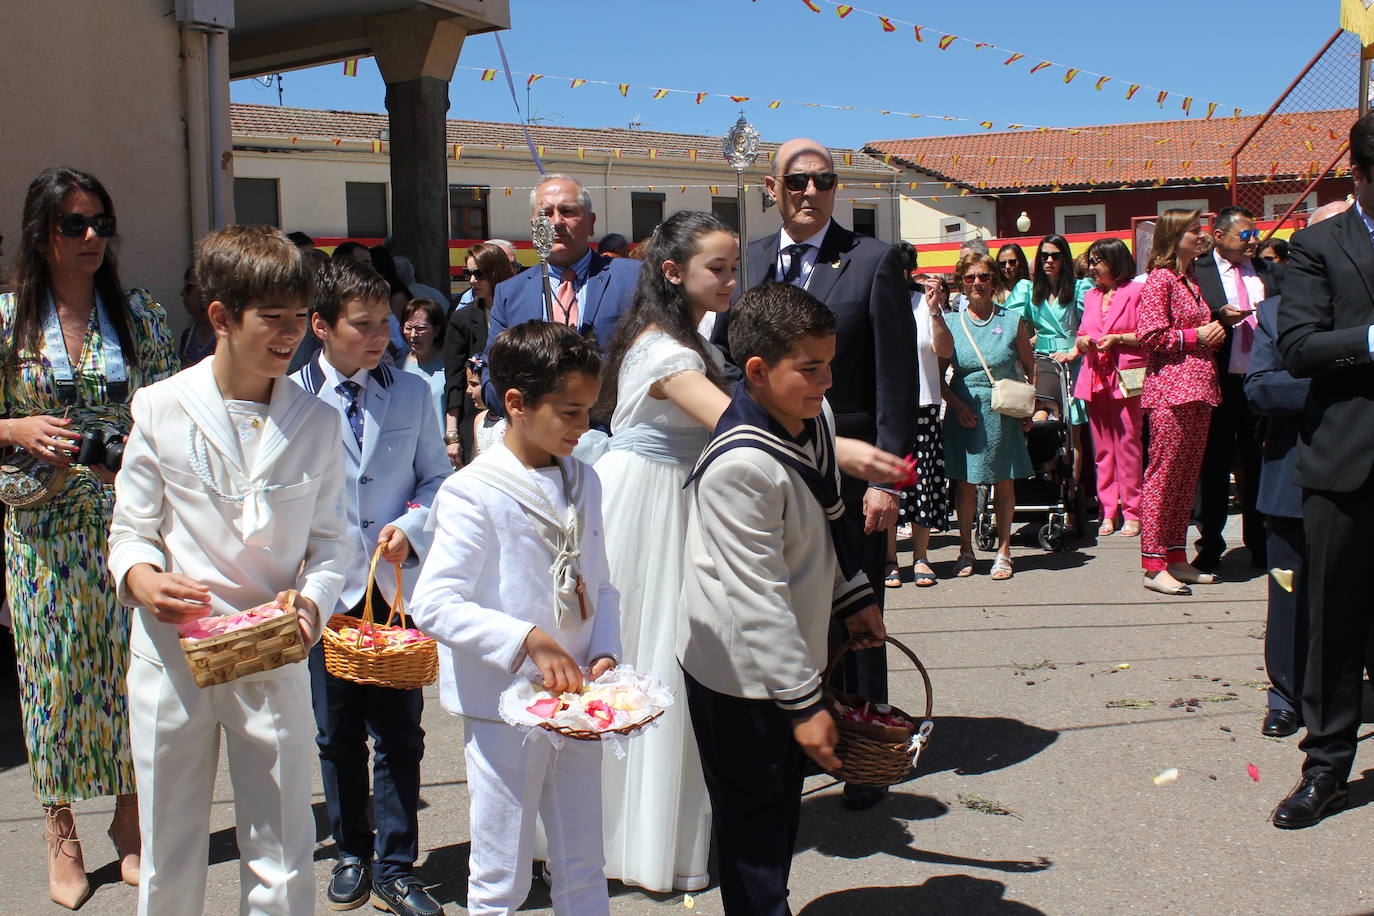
[685,385,863,580]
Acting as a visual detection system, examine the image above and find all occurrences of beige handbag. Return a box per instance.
[960,309,1036,419]
[1117,366,1146,398]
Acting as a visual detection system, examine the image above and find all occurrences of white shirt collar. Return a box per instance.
[779,219,831,251]
[317,352,371,393]
[1212,247,1253,277]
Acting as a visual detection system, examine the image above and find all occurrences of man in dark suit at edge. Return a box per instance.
[1275,110,1374,828]
[714,137,918,810]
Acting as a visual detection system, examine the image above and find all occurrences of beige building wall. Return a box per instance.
[896,171,997,246]
[233,141,899,252]
[0,0,193,320]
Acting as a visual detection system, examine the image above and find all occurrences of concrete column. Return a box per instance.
[367,10,468,292]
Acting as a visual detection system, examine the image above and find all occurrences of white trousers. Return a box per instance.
[464,719,610,916]
[128,655,317,916]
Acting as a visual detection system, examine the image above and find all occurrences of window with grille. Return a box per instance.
[450,185,490,240]
[852,207,877,238]
[345,182,389,239]
[711,196,739,232]
[233,178,280,227]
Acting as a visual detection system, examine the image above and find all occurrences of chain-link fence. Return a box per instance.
[1230,29,1360,228]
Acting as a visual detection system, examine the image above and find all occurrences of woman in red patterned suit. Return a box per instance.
[1136,209,1227,595]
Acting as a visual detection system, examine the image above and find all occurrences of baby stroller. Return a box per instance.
[974,352,1086,553]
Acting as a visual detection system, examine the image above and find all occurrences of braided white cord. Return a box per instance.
[186,424,284,503]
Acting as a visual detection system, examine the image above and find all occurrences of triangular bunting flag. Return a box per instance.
[343,59,358,77]
[937,34,957,49]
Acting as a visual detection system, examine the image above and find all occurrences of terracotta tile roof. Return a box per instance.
[865,109,1356,192]
[231,103,898,175]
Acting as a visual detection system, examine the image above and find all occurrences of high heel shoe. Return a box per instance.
[44,805,90,910]
[108,795,140,887]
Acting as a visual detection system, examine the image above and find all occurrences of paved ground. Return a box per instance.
[3,518,1373,915]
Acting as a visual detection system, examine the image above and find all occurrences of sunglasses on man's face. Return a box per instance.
[1232,229,1262,242]
[963,273,993,284]
[56,213,116,239]
[781,171,838,192]
[462,268,485,281]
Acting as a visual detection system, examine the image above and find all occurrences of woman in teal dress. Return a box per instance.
[1006,234,1089,490]
[0,168,177,907]
[943,252,1034,581]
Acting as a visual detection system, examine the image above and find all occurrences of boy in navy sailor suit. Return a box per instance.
[292,257,450,915]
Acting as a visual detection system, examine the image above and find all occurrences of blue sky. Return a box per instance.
[231,1,1347,149]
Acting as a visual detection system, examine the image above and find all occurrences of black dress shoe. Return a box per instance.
[372,876,445,916]
[1192,552,1221,574]
[1262,709,1300,738]
[842,783,888,811]
[1273,772,1348,829]
[327,856,371,910]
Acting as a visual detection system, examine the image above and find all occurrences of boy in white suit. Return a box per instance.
[291,257,450,915]
[108,225,352,915]
[678,283,886,916]
[410,321,620,916]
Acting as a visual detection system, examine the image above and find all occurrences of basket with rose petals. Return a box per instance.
[322,546,437,690]
[178,591,305,687]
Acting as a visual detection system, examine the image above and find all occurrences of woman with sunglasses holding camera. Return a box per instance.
[441,242,516,466]
[0,167,177,907]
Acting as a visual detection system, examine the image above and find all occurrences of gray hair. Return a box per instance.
[959,239,990,257]
[529,174,594,214]
[484,238,518,262]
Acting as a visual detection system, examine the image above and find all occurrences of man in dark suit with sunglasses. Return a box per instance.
[713,137,918,810]
[1191,205,1281,573]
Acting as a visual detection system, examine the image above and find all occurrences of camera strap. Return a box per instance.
[42,291,129,405]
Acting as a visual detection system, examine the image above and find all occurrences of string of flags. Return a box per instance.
[779,0,1250,120]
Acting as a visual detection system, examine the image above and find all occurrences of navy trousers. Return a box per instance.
[1264,516,1307,714]
[685,670,803,916]
[308,592,425,882]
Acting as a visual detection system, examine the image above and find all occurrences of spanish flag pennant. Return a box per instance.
[944,182,953,189]
[1024,156,1034,164]
[1155,138,1169,145]
[504,188,512,197]
[333,138,342,147]
[452,144,462,158]
[618,84,629,97]
[1154,176,1166,187]
[577,148,586,160]
[730,96,750,103]
[959,188,970,197]
[1094,76,1110,90]
[882,153,892,164]
[987,156,997,165]
[913,25,925,42]
[1004,52,1024,65]
[1233,108,1242,118]
[1156,90,1168,107]
[836,4,854,16]
[879,17,896,32]
[1063,69,1079,84]
[1126,84,1141,100]
[571,78,586,88]
[1181,97,1193,115]
[613,148,623,159]
[653,89,669,100]
[878,110,890,114]
[695,92,707,104]
[1008,124,1024,130]
[480,69,497,81]
[938,34,957,49]
[1144,159,1153,170]
[1107,158,1116,168]
[979,121,993,129]
[688,150,698,161]
[648,149,658,159]
[1269,161,1279,179]
[1206,102,1217,119]
[371,140,384,154]
[709,185,720,194]
[1051,185,1061,193]
[1182,160,1192,170]
[951,155,961,165]
[536,146,546,157]
[836,183,846,189]
[768,100,781,109]
[801,0,821,11]
[679,186,687,193]
[1030,61,1052,75]
[767,151,775,161]
[916,153,926,165]
[342,59,358,77]
[527,74,543,87]
[908,181,918,189]
[1303,139,1314,151]
[843,152,853,165]
[473,188,482,200]
[1068,157,1077,168]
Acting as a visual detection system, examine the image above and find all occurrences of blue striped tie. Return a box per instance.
[336,381,364,446]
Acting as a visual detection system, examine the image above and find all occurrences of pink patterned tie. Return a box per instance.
[1227,265,1256,375]
[554,268,578,327]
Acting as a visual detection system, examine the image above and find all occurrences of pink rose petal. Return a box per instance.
[1247,763,1260,783]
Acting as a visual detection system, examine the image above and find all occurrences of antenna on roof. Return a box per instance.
[627,114,653,130]
[527,109,564,125]
[251,73,284,106]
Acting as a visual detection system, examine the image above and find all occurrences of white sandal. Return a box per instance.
[990,554,1014,580]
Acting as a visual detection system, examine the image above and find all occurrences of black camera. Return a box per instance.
[74,421,127,473]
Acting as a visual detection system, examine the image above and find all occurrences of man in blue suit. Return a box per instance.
[482,173,641,414]
[292,257,450,915]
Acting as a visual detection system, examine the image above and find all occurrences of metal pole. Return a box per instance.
[736,170,749,285]
[532,214,555,322]
[1362,54,1371,117]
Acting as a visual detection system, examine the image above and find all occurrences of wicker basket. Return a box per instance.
[323,545,437,690]
[179,591,306,688]
[823,636,934,787]
[538,709,665,742]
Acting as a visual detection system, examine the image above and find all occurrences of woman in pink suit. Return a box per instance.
[1135,209,1227,595]
[1075,238,1147,538]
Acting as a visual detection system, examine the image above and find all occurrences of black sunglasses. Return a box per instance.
[1039,251,1064,261]
[1087,255,1103,266]
[462,268,485,281]
[781,171,838,192]
[56,213,116,239]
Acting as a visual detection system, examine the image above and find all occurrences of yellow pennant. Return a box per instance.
[342,59,358,77]
[730,96,750,103]
[913,24,925,42]
[879,16,897,32]
[653,89,669,100]
[836,4,854,16]
[1182,97,1193,115]
[843,153,853,165]
[710,185,720,193]
[1126,84,1141,100]
[689,150,698,161]
[577,148,586,160]
[648,149,658,159]
[504,187,511,196]
[452,144,462,159]
[480,69,497,81]
[1030,61,1052,75]
[1206,102,1217,119]
[1004,52,1024,65]
[768,100,781,109]
[801,0,821,11]
[979,121,993,129]
[618,84,629,97]
[1063,68,1079,84]
[527,74,543,87]
[371,140,384,154]
[1095,76,1110,90]
[695,92,707,104]
[938,34,957,49]
[1156,90,1168,107]
[570,78,586,88]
